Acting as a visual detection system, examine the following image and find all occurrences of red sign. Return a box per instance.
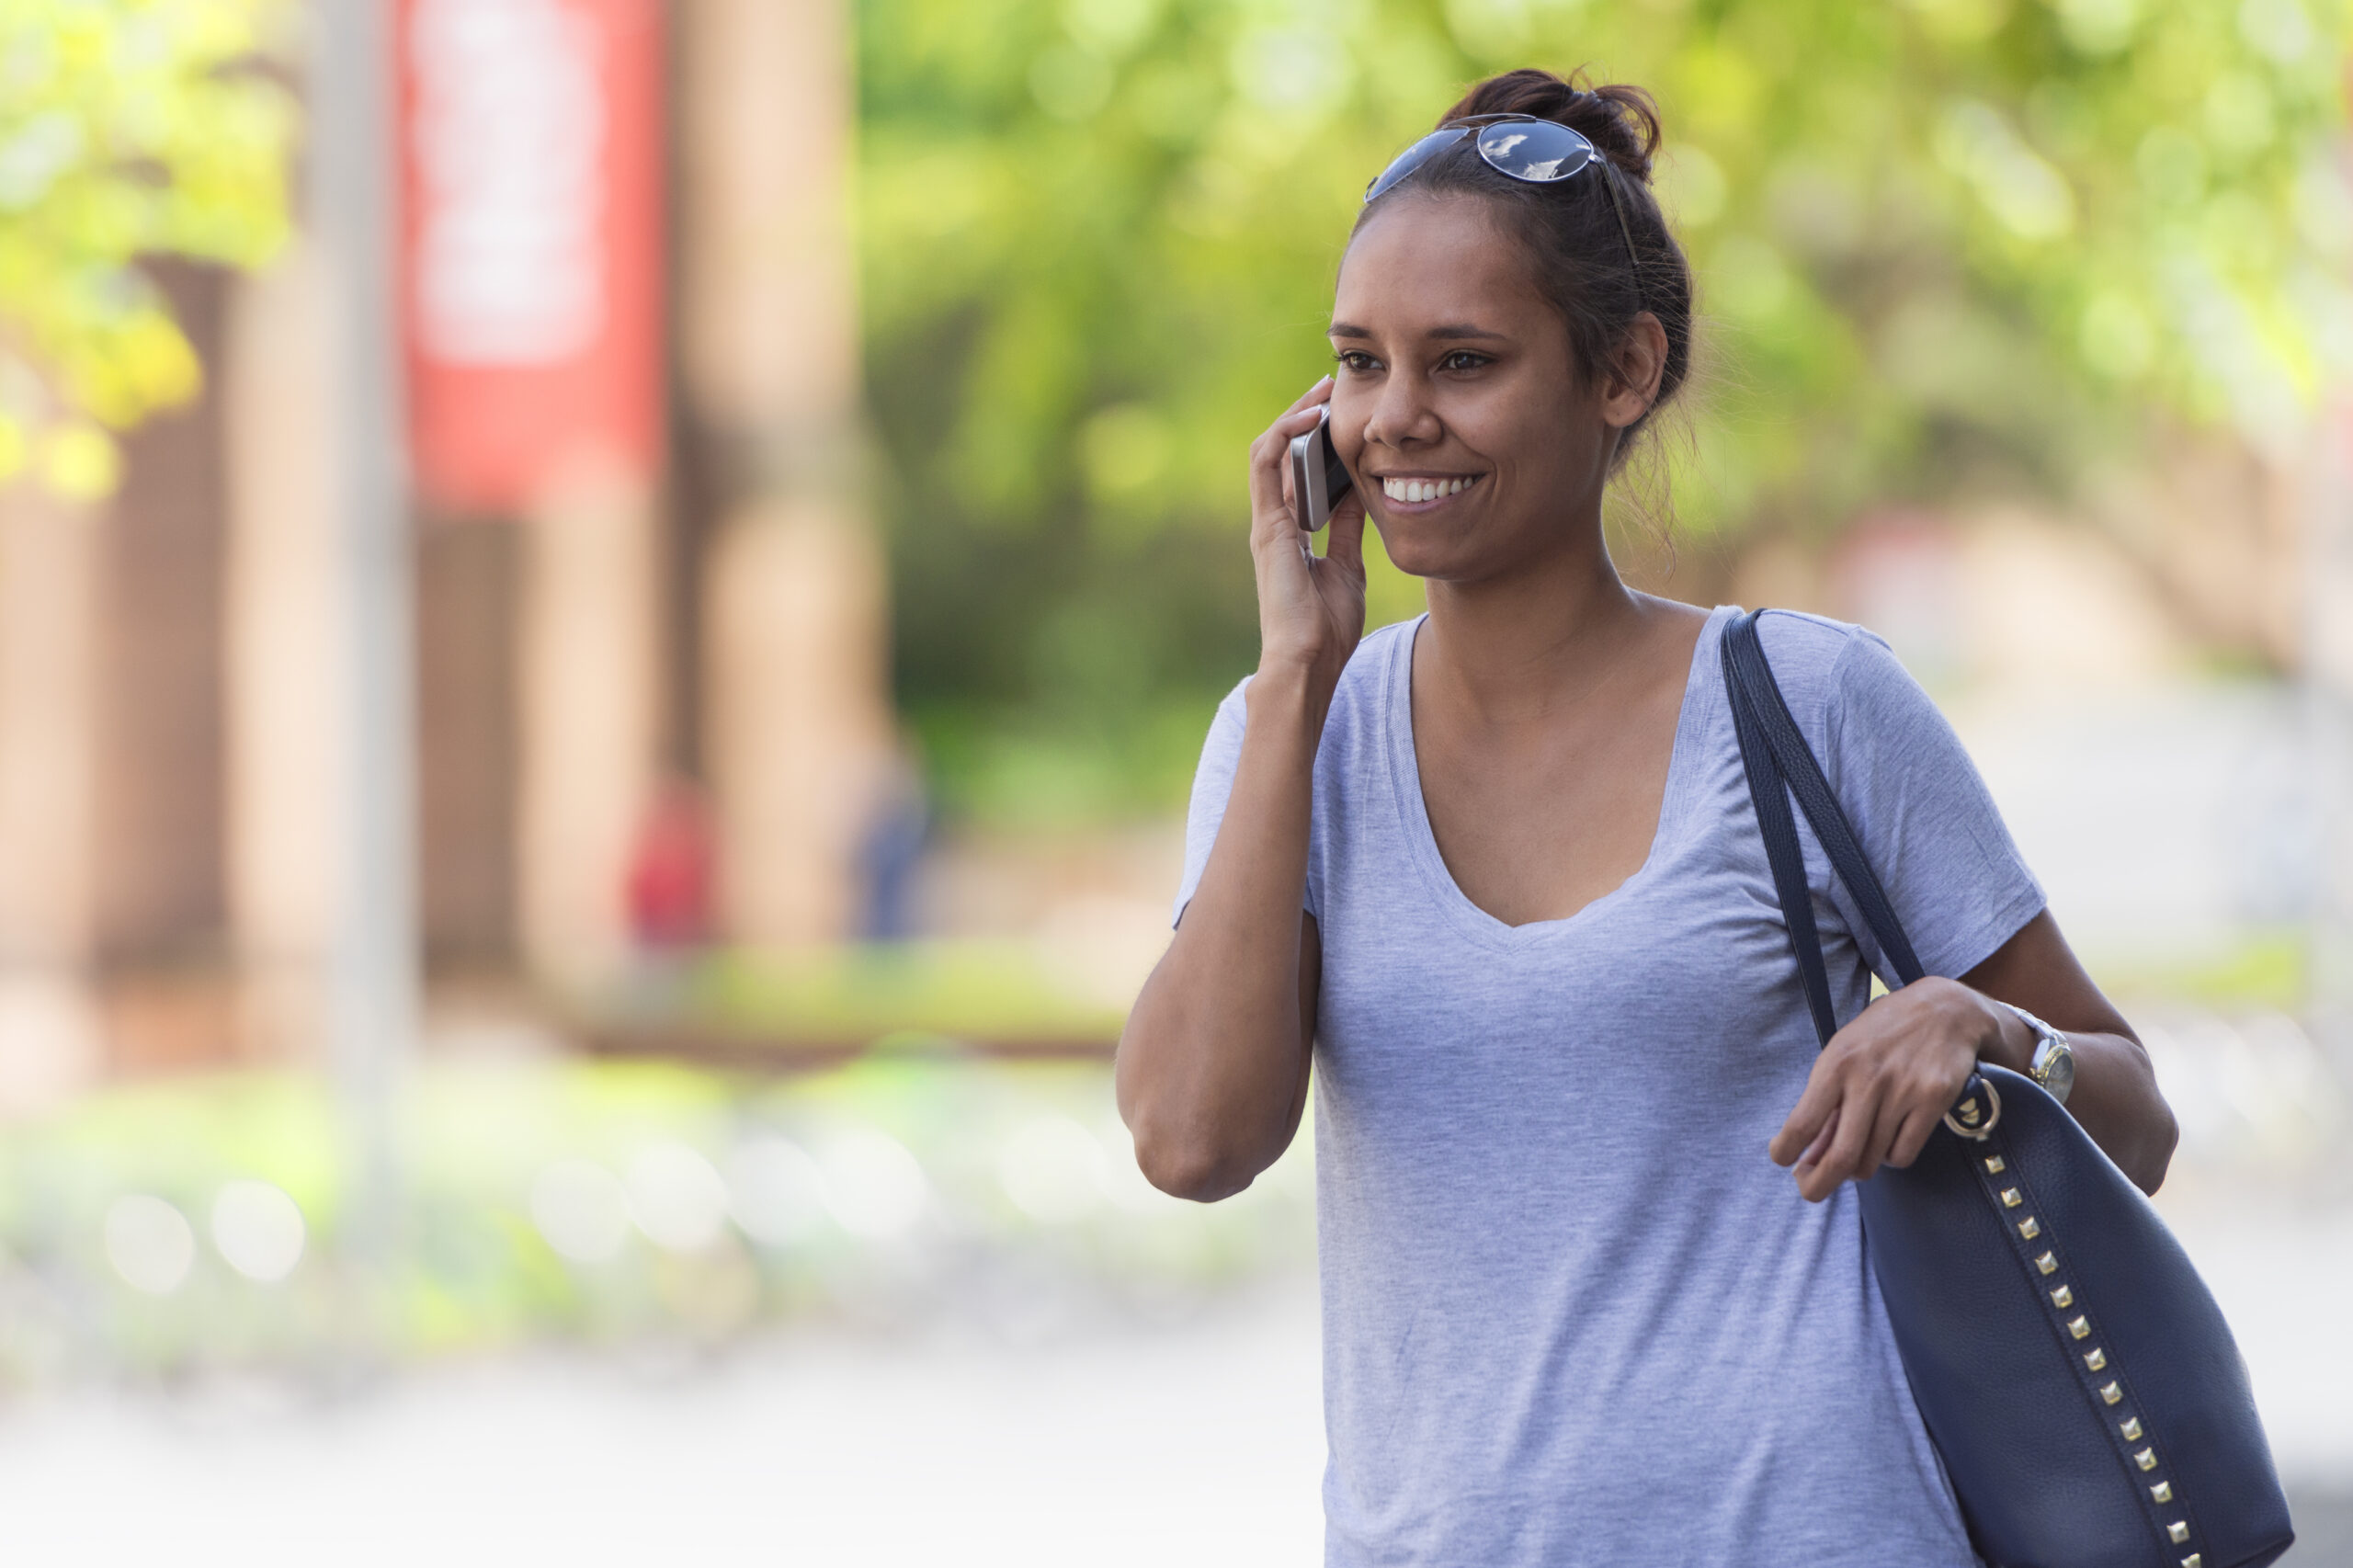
[401,0,664,515]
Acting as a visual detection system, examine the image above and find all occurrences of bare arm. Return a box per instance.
[1116,778,1322,1200]
[1115,378,1365,1201]
[1956,910,2177,1189]
[1771,909,2178,1199]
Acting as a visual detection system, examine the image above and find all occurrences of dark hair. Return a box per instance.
[1355,67,1696,465]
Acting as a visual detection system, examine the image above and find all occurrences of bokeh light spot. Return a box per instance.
[104,1194,195,1295]
[997,1115,1111,1224]
[726,1135,829,1247]
[210,1179,306,1282]
[818,1130,928,1238]
[41,425,119,500]
[530,1158,631,1263]
[625,1142,730,1253]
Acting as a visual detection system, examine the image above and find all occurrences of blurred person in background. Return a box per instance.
[1116,67,2179,1565]
[857,729,933,943]
[623,775,716,1015]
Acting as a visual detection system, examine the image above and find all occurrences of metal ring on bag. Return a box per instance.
[1943,1078,2003,1142]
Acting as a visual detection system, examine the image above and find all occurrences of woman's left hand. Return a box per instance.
[1769,977,2003,1202]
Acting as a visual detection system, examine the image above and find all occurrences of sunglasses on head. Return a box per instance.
[1364,114,1605,203]
[1363,112,1642,282]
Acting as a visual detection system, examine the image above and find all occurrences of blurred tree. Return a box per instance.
[860,0,2349,821]
[0,0,294,500]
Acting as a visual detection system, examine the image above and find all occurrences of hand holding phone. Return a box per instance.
[1287,405,1354,533]
[1247,379,1368,697]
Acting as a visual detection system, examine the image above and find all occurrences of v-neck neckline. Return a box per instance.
[1382,604,1731,951]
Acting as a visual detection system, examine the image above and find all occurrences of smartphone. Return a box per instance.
[1287,405,1354,533]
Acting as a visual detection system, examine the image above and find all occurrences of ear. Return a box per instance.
[1599,312,1668,430]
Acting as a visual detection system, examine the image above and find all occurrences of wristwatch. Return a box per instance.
[2006,1003,2075,1104]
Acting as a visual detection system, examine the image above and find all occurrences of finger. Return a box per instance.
[1792,1105,1839,1176]
[1321,489,1368,574]
[1249,403,1341,540]
[1805,1078,1882,1199]
[1247,445,1298,540]
[1885,1104,1941,1171]
[1769,1055,1844,1167]
[1246,428,1290,530]
[1282,374,1334,416]
[1850,1090,1913,1184]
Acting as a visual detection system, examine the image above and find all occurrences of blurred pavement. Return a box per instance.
[3,1176,2349,1564]
[0,1284,1324,1565]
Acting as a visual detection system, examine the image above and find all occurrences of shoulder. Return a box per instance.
[1745,607,1977,815]
[1746,608,1916,735]
[1748,607,1888,685]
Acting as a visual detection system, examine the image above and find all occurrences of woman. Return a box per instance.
[1114,67,2180,1565]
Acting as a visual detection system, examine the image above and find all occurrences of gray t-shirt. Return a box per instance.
[1174,605,2046,1567]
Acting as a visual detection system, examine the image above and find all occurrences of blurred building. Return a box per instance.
[0,0,894,1098]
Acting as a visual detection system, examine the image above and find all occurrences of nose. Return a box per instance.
[1361,372,1443,454]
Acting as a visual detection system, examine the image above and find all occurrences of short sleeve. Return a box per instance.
[1816,630,2047,982]
[1172,679,1252,927]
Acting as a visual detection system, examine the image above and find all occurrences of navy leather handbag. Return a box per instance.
[1722,609,2294,1568]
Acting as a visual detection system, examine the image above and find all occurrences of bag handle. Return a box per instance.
[1720,609,1927,1049]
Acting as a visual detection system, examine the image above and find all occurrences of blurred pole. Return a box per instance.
[679,0,896,947]
[2309,402,2353,1075]
[313,0,415,1305]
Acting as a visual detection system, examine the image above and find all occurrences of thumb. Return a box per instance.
[1322,490,1369,576]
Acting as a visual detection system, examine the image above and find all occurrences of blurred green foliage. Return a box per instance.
[0,1056,1312,1381]
[689,939,1131,1046]
[0,0,294,499]
[858,0,2352,821]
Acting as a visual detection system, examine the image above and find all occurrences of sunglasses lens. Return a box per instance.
[1474,120,1597,183]
[1364,129,1471,204]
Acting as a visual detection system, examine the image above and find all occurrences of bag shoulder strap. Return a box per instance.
[1721,609,1927,1049]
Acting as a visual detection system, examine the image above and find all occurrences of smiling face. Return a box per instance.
[1329,190,1643,586]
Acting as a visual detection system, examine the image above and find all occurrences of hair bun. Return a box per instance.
[1438,67,1662,187]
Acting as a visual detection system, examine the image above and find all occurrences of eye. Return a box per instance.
[1334,349,1379,374]
[1439,350,1492,373]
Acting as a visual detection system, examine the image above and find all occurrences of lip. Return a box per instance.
[1372,473,1484,511]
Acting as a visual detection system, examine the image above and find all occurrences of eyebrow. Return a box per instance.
[1327,321,1509,341]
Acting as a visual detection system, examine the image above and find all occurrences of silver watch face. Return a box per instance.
[2036,1040,2076,1103]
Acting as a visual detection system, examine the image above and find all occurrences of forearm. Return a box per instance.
[1779,970,2182,1202]
[1975,1004,2177,1196]
[1116,666,1325,1200]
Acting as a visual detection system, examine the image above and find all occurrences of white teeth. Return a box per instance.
[1382,476,1474,502]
